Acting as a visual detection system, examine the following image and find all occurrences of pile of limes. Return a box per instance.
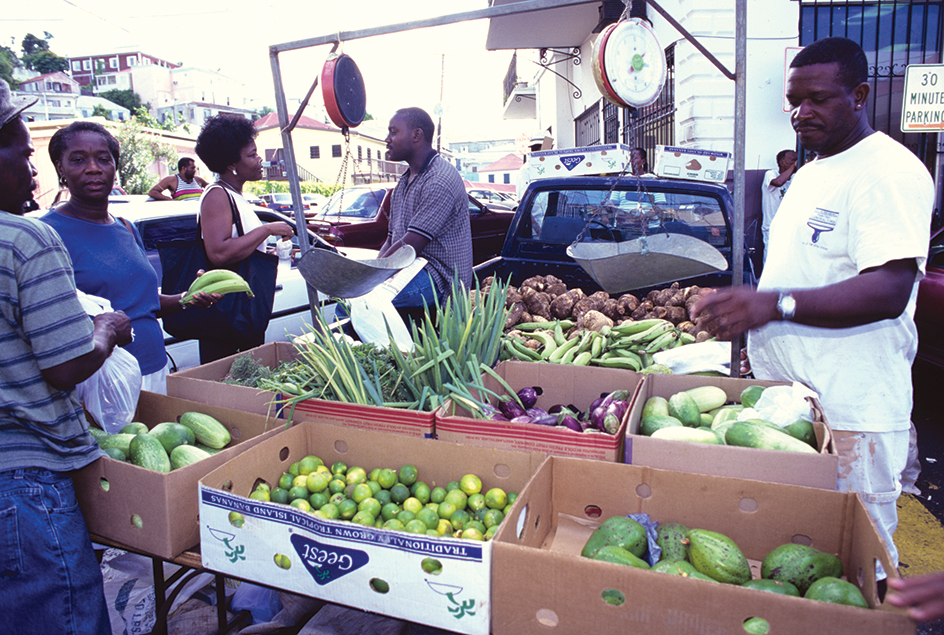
[248,455,517,541]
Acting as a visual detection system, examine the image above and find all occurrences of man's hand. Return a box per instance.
[887,572,944,622]
[93,310,133,347]
[692,288,780,341]
[41,310,133,390]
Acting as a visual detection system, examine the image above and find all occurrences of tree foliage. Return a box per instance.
[20,32,68,74]
[91,104,113,120]
[0,47,17,89]
[115,112,178,194]
[99,89,142,113]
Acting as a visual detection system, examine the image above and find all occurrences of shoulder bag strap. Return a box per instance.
[198,183,244,237]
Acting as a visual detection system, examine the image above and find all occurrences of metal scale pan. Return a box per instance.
[566,233,728,294]
[296,245,416,299]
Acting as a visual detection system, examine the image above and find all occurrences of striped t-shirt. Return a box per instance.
[173,174,204,200]
[0,212,102,472]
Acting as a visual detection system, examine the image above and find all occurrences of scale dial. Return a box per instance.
[600,18,666,108]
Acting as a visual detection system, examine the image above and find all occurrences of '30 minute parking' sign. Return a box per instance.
[902,64,944,132]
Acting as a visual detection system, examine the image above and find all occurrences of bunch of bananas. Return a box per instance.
[501,318,696,371]
[180,269,253,305]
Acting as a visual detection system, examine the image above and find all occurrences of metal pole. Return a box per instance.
[731,0,747,376]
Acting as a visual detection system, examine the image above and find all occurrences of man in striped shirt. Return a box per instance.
[0,79,132,635]
[148,157,208,200]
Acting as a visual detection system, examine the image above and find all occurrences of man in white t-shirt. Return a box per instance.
[693,36,932,574]
[760,149,797,262]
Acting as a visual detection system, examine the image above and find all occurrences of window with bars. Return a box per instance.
[310,146,320,159]
[332,145,342,158]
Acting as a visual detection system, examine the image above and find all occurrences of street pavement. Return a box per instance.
[899,359,944,635]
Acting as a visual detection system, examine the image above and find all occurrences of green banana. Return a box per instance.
[590,332,604,358]
[502,338,542,361]
[612,318,671,335]
[615,321,675,345]
[547,335,581,362]
[181,272,253,303]
[528,331,559,359]
[573,351,593,366]
[553,321,567,346]
[593,357,641,371]
[185,269,244,295]
[642,329,680,354]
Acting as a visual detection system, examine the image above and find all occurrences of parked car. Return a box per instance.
[916,225,944,369]
[303,193,329,210]
[308,183,515,264]
[259,192,311,214]
[37,199,375,371]
[467,187,517,211]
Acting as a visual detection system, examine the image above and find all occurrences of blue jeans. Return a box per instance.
[0,468,111,635]
[392,271,439,309]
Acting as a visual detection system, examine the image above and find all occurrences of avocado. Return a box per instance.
[804,576,869,608]
[761,543,843,594]
[589,545,650,569]
[687,528,752,585]
[656,521,690,562]
[580,516,648,560]
[651,558,718,582]
[741,578,800,596]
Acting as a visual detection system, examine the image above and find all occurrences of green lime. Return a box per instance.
[368,468,382,482]
[425,502,439,516]
[328,478,346,495]
[473,508,487,522]
[375,518,385,528]
[255,483,271,494]
[485,525,499,540]
[437,501,457,520]
[397,509,416,524]
[381,502,401,521]
[274,553,292,569]
[306,471,329,494]
[298,456,319,476]
[404,519,428,534]
[390,483,410,504]
[483,509,505,528]
[344,483,357,499]
[352,510,375,526]
[467,493,486,512]
[444,488,468,511]
[288,485,308,501]
[459,474,483,496]
[270,487,290,505]
[292,475,308,490]
[507,492,518,506]
[308,492,328,510]
[228,511,245,528]
[358,497,382,519]
[329,492,346,506]
[289,498,310,512]
[461,526,485,541]
[445,480,460,492]
[503,504,514,516]
[422,557,443,575]
[430,486,447,504]
[436,519,454,536]
[330,461,348,476]
[485,487,508,510]
[345,466,368,485]
[416,507,440,530]
[382,519,405,532]
[352,483,373,503]
[278,472,295,490]
[402,497,423,515]
[288,461,301,477]
[338,498,358,520]
[412,482,431,505]
[377,468,398,490]
[468,520,487,535]
[398,465,418,487]
[374,489,392,506]
[370,578,390,593]
[316,503,339,520]
[450,509,471,530]
[367,480,382,496]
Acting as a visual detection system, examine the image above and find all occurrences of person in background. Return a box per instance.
[148,157,209,201]
[760,148,798,263]
[195,114,293,363]
[379,107,472,309]
[692,37,932,575]
[516,132,547,201]
[0,78,132,635]
[42,121,218,394]
[631,147,655,176]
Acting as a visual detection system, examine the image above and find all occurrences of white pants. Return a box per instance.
[140,360,169,395]
[833,427,910,575]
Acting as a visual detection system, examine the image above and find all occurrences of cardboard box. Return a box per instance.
[625,374,838,489]
[198,421,544,635]
[655,145,731,183]
[491,457,913,635]
[167,341,435,438]
[73,391,287,559]
[528,144,633,179]
[435,361,643,462]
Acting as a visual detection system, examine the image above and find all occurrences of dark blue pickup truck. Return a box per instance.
[473,176,755,294]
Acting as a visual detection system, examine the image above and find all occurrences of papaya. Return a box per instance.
[761,543,843,594]
[686,528,752,584]
[804,576,869,608]
[580,516,648,560]
[589,545,650,569]
[656,521,690,562]
[741,578,800,596]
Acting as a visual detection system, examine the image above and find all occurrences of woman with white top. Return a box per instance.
[195,115,293,363]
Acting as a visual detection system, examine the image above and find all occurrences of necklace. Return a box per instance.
[217,179,242,196]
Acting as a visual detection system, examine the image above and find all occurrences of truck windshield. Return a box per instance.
[523,188,727,248]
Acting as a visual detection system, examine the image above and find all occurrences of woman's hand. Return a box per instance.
[267,221,293,240]
[183,291,223,310]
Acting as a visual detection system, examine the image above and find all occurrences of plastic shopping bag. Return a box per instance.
[73,291,142,434]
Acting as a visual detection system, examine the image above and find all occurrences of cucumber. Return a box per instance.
[97,433,136,456]
[724,420,818,453]
[195,442,224,455]
[88,427,109,441]
[641,396,670,420]
[149,422,196,454]
[667,391,701,427]
[783,419,817,449]
[682,385,728,413]
[740,385,765,408]
[170,444,212,470]
[178,412,231,449]
[129,433,171,472]
[639,413,683,437]
[120,422,149,435]
[651,426,724,444]
[710,406,742,429]
[103,447,127,462]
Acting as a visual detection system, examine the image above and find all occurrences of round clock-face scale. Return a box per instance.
[601,18,666,108]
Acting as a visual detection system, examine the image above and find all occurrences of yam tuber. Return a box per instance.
[578,310,614,332]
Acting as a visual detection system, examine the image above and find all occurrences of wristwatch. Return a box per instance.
[776,292,796,321]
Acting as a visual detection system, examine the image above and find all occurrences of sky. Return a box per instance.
[1,0,535,143]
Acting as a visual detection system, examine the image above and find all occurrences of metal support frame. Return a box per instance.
[269,0,748,368]
[537,48,584,100]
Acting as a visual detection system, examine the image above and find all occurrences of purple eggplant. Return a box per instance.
[601,400,630,434]
[587,395,607,415]
[526,407,549,419]
[530,412,560,426]
[499,397,527,420]
[517,386,540,410]
[559,414,582,433]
